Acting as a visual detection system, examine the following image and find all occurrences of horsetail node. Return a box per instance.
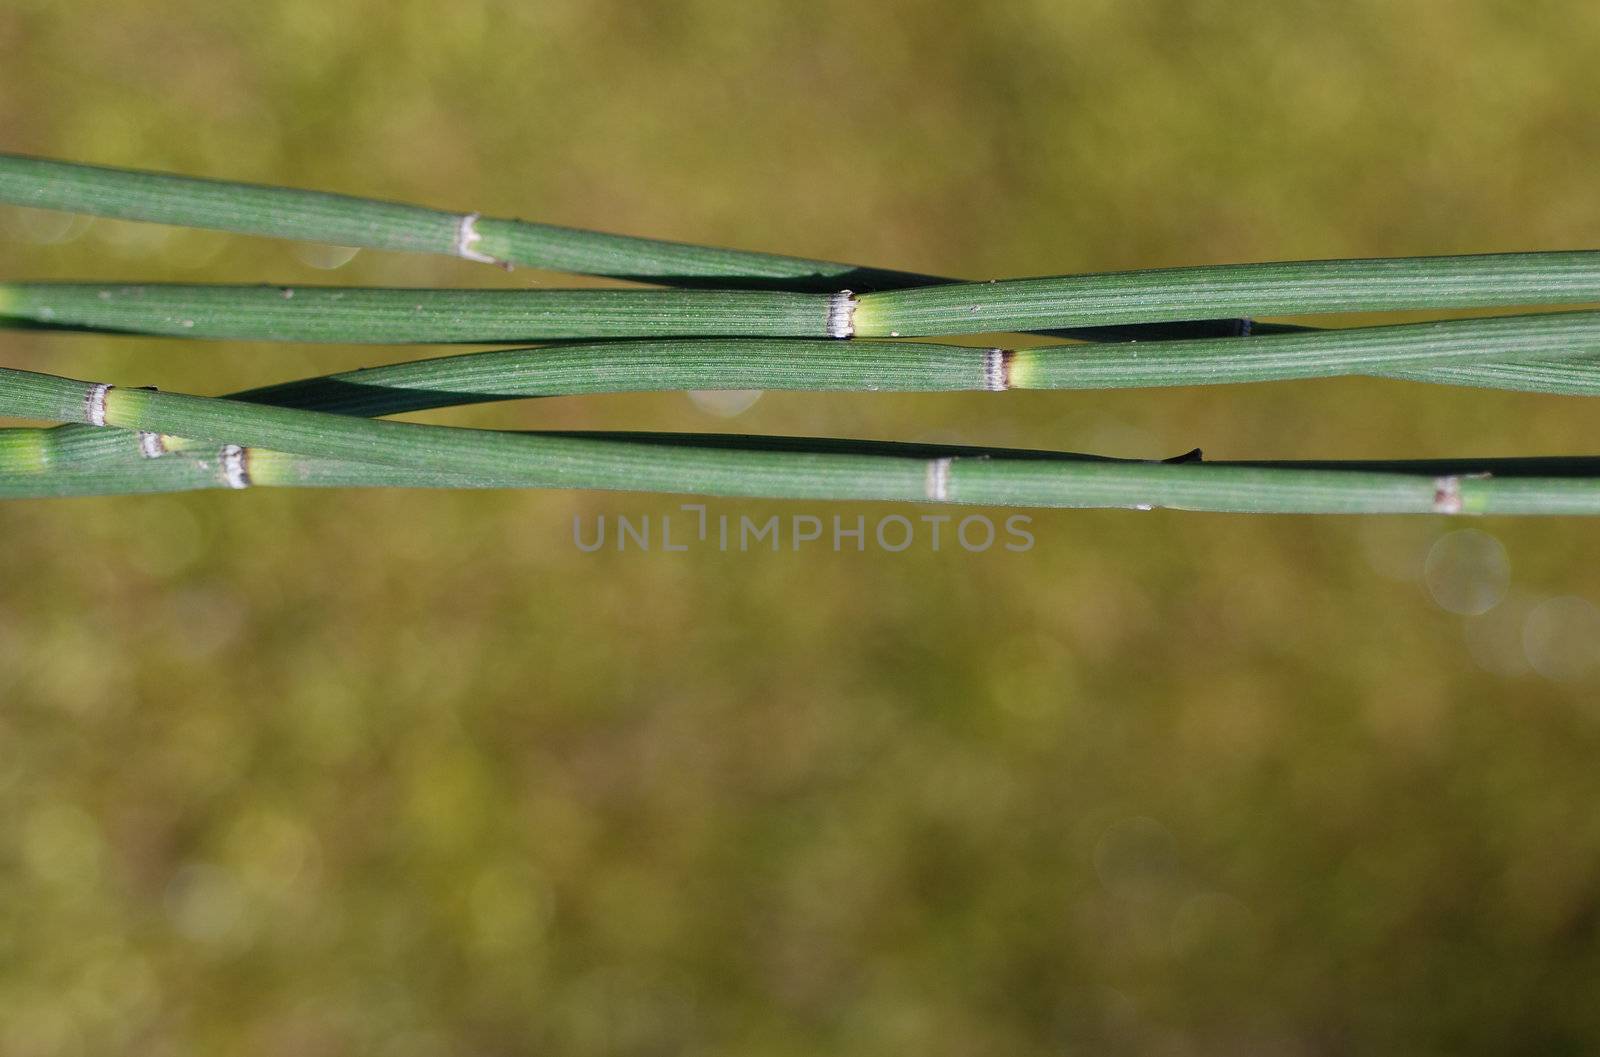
[926,458,953,501]
[982,348,1009,392]
[453,212,498,265]
[826,291,857,338]
[84,382,110,427]
[1433,476,1464,515]
[221,444,251,489]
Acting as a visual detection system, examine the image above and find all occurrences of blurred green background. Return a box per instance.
[4,1,1600,1053]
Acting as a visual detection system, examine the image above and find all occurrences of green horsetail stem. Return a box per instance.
[24,310,1600,472]
[1007,310,1600,390]
[0,152,1266,342]
[135,312,1600,426]
[0,283,838,342]
[0,151,922,291]
[14,307,1600,429]
[1378,358,1600,396]
[0,429,234,495]
[9,427,1600,513]
[5,365,1600,514]
[851,252,1600,336]
[5,251,1600,344]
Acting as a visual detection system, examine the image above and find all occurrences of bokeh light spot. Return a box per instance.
[1424,529,1510,615]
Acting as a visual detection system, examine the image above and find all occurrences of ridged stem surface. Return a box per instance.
[854,253,1600,335]
[0,152,1257,342]
[0,283,832,342]
[3,366,1600,513]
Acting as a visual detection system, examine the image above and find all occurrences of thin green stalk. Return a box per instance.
[229,339,991,412]
[7,252,1600,344]
[6,365,1600,514]
[1007,310,1600,389]
[0,283,836,342]
[0,151,1268,343]
[41,337,995,458]
[24,310,1600,472]
[28,312,1600,455]
[1376,357,1600,395]
[0,152,923,289]
[851,252,1600,336]
[11,432,1600,509]
[138,313,1600,429]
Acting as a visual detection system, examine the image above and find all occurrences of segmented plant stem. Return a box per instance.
[6,252,1600,344]
[0,152,1261,342]
[0,152,920,290]
[8,154,1600,512]
[0,283,834,342]
[129,312,1600,427]
[19,309,1600,480]
[5,365,1600,514]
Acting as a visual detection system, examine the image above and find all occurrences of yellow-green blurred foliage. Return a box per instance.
[4,2,1600,1054]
